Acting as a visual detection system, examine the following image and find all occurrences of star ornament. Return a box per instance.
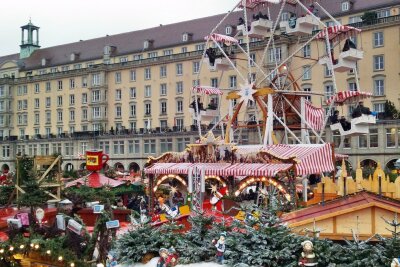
[210,184,218,194]
[170,186,178,195]
[238,82,256,106]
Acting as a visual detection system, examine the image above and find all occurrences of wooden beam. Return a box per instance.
[38,155,62,183]
[44,190,60,201]
[15,185,26,194]
[224,101,244,143]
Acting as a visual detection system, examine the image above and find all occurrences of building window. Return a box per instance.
[341,1,350,11]
[348,81,357,91]
[225,26,232,35]
[45,82,51,92]
[113,141,125,155]
[82,76,88,88]
[69,110,75,122]
[163,49,173,56]
[348,16,362,24]
[160,138,173,153]
[115,72,122,83]
[130,70,136,81]
[160,66,167,78]
[374,78,385,96]
[373,32,384,47]
[145,85,151,97]
[268,47,281,62]
[369,129,379,148]
[176,118,184,131]
[58,80,63,90]
[376,9,390,18]
[160,120,168,130]
[34,98,40,109]
[302,66,311,80]
[193,61,200,73]
[303,44,311,58]
[34,113,39,125]
[82,109,88,120]
[325,84,334,100]
[115,106,122,118]
[69,94,75,105]
[211,78,218,88]
[128,140,140,154]
[160,101,167,114]
[34,83,40,93]
[130,87,136,98]
[148,52,158,58]
[82,93,87,104]
[115,89,122,101]
[57,111,63,122]
[144,68,151,80]
[176,82,183,94]
[373,103,385,114]
[181,47,187,53]
[57,96,63,106]
[99,141,110,154]
[177,100,183,113]
[177,137,190,151]
[386,128,396,148]
[46,111,51,123]
[176,63,183,75]
[196,44,205,51]
[373,55,384,71]
[133,54,143,61]
[2,145,10,158]
[192,79,200,86]
[93,107,101,119]
[160,84,167,96]
[303,86,311,101]
[144,139,156,154]
[92,90,100,102]
[358,135,367,148]
[324,65,332,77]
[69,79,75,89]
[229,75,237,88]
[92,73,101,86]
[182,33,188,42]
[130,104,136,117]
[250,53,256,67]
[145,103,151,115]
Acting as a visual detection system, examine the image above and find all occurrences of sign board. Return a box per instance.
[67,219,83,235]
[56,214,65,230]
[106,220,120,229]
[93,205,104,214]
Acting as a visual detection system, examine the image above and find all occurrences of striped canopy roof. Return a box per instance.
[204,33,239,45]
[325,91,373,105]
[237,0,281,9]
[316,25,361,41]
[145,144,335,177]
[191,86,223,95]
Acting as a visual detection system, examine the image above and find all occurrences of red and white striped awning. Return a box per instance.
[316,25,361,41]
[144,162,292,177]
[236,144,335,175]
[204,33,239,45]
[144,163,194,175]
[191,86,223,95]
[293,99,325,132]
[326,91,373,105]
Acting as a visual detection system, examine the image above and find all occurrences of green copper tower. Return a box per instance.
[19,19,40,59]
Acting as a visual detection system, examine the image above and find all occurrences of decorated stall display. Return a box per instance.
[158,196,179,219]
[67,219,83,235]
[86,150,110,172]
[298,240,317,266]
[156,247,179,267]
[212,232,227,265]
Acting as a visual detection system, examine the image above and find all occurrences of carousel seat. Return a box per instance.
[238,18,273,38]
[280,15,319,36]
[333,49,364,73]
[203,57,230,71]
[189,108,219,122]
[330,115,375,136]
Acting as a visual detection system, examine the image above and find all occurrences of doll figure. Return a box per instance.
[212,232,226,264]
[298,240,317,266]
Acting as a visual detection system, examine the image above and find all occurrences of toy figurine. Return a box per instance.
[212,232,226,265]
[298,240,317,266]
[391,258,400,267]
[157,248,169,267]
[165,247,179,267]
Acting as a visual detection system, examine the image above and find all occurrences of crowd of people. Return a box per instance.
[329,101,375,131]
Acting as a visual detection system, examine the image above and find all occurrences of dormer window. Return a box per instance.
[70,53,79,61]
[341,1,350,12]
[41,58,47,66]
[143,40,149,49]
[225,26,233,35]
[182,33,188,42]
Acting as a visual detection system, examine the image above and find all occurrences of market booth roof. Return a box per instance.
[65,172,124,188]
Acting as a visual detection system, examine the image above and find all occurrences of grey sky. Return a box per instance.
[0,0,239,56]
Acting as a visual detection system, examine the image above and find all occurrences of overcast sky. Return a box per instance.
[0,0,239,56]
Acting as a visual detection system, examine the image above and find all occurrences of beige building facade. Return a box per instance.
[0,0,399,173]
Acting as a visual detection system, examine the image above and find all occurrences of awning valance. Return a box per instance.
[204,33,239,45]
[191,86,223,95]
[325,91,372,105]
[316,25,361,41]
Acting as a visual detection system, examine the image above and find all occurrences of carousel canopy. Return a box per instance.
[65,172,124,188]
[144,162,292,177]
[236,144,335,175]
[325,91,373,106]
[191,85,223,95]
[316,25,361,41]
[204,33,238,45]
[237,0,281,9]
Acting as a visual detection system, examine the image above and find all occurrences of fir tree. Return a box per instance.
[375,213,400,266]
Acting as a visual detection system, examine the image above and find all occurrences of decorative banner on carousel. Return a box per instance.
[56,214,66,230]
[93,205,104,214]
[106,220,120,229]
[67,219,83,235]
